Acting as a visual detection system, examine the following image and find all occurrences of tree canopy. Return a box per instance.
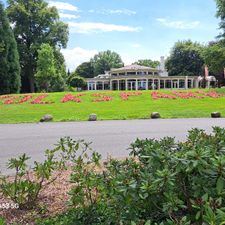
[75,62,94,78]
[165,40,204,76]
[0,2,21,94]
[90,50,124,76]
[6,0,69,93]
[68,72,86,90]
[133,59,160,68]
[202,42,225,75]
[216,0,225,40]
[35,43,56,92]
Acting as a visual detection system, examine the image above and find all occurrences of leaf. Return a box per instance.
[144,221,151,225]
[196,211,201,220]
[216,176,224,194]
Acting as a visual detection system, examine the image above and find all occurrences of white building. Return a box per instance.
[86,57,214,91]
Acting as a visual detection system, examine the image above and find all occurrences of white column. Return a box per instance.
[152,80,155,90]
[207,80,210,89]
[146,79,148,90]
[177,79,180,89]
[164,80,166,89]
[117,80,120,90]
[185,76,188,89]
[87,82,90,91]
[191,79,194,89]
[136,79,138,90]
[125,79,128,90]
[158,79,160,90]
[195,79,199,89]
[102,81,104,90]
[94,82,97,90]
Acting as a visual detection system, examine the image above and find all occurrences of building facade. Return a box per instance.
[86,57,215,91]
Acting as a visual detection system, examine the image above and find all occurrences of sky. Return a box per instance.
[2,0,220,71]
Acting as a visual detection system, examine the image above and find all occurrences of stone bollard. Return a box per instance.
[151,112,160,119]
[89,113,97,121]
[40,114,53,122]
[211,112,221,118]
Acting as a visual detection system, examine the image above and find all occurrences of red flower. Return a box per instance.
[31,95,54,104]
[61,94,83,103]
[120,92,142,100]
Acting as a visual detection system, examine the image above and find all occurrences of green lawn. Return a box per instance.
[0,89,225,124]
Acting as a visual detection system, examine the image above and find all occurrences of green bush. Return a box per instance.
[38,127,225,225]
[0,138,89,210]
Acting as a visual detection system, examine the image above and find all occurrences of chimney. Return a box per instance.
[160,56,165,71]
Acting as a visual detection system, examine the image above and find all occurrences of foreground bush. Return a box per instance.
[37,127,225,225]
[0,139,93,210]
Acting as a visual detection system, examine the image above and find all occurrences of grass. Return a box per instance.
[0,89,225,124]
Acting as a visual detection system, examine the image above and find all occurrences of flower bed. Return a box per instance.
[0,91,224,105]
[31,95,54,104]
[120,91,142,100]
[91,93,113,102]
[151,91,225,100]
[61,94,84,103]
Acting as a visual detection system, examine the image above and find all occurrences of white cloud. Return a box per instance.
[61,47,98,71]
[131,43,142,48]
[156,18,200,29]
[120,52,162,66]
[68,22,141,33]
[89,9,136,16]
[48,1,78,11]
[59,13,80,19]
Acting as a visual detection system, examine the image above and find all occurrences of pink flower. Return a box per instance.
[31,95,54,104]
[61,94,82,103]
[120,92,142,100]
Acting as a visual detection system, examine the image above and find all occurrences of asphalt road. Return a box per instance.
[1,118,225,174]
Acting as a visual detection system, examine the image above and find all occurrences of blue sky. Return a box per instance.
[2,0,220,70]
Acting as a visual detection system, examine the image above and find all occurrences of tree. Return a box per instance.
[0,2,21,94]
[216,0,225,40]
[91,50,124,76]
[75,62,94,78]
[166,40,204,76]
[51,49,67,91]
[202,42,225,74]
[133,59,160,68]
[201,41,225,86]
[68,73,86,91]
[7,0,69,93]
[35,44,56,92]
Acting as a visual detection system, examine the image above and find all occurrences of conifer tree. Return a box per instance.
[0,2,21,94]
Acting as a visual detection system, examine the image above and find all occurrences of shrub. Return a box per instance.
[38,127,225,225]
[0,138,90,210]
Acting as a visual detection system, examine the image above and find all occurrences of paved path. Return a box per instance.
[1,118,225,174]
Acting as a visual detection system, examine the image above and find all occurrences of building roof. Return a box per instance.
[111,64,158,72]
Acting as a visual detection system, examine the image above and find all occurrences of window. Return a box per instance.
[127,72,136,75]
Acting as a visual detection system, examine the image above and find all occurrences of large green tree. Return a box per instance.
[52,49,67,91]
[91,50,124,76]
[75,62,94,78]
[166,40,204,76]
[133,59,160,68]
[202,41,225,74]
[68,72,86,91]
[6,0,69,93]
[35,43,56,92]
[216,0,225,40]
[0,1,21,94]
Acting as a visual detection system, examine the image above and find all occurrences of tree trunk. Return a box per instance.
[29,75,35,93]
